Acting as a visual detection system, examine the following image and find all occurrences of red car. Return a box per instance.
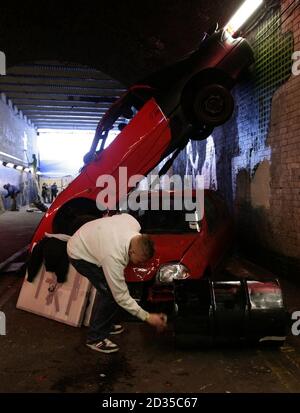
[31,27,253,245]
[124,189,233,309]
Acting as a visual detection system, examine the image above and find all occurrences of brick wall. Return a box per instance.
[173,0,300,278]
[0,93,38,212]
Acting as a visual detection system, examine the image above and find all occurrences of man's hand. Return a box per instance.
[146,313,167,332]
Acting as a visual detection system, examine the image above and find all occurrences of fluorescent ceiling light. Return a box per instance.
[224,0,263,35]
[15,165,24,171]
[6,162,15,168]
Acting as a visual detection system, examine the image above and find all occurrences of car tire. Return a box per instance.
[192,84,234,127]
[181,72,234,128]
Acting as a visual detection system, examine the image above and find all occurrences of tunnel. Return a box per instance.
[0,0,299,400]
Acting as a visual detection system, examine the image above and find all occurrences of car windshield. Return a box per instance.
[127,196,201,234]
[86,86,155,157]
[138,210,200,233]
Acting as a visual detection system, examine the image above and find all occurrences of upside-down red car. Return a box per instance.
[32,27,254,243]
[26,26,288,346]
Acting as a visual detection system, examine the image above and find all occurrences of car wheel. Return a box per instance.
[192,84,234,127]
[181,73,234,128]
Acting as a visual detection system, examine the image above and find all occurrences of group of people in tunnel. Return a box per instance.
[2,181,59,211]
[41,182,58,204]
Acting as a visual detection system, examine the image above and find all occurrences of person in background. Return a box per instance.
[29,154,38,174]
[3,183,20,211]
[50,182,58,202]
[41,183,50,204]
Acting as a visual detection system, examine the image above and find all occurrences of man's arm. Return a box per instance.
[101,256,167,330]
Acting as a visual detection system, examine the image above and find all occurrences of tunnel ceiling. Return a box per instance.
[0,62,126,130]
[0,0,241,130]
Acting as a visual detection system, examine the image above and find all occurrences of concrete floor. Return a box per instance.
[0,207,43,263]
[0,209,300,393]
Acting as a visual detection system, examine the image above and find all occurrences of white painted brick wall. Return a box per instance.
[0,95,38,212]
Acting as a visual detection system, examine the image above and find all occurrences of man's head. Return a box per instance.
[129,234,155,265]
[3,184,9,190]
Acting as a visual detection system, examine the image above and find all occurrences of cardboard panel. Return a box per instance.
[16,263,91,327]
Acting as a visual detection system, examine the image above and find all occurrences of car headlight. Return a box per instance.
[157,264,190,284]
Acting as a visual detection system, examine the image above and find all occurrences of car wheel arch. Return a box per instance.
[52,197,104,235]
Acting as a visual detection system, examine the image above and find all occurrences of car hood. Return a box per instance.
[124,233,197,282]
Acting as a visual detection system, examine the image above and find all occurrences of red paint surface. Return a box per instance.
[32,98,171,245]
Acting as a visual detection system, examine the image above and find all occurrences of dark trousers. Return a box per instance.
[69,258,119,343]
[51,192,57,202]
[10,195,18,211]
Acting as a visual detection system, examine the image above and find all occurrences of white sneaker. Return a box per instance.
[86,338,119,353]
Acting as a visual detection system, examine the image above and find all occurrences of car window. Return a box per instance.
[134,209,199,234]
[103,87,155,130]
[84,87,155,162]
[126,196,200,234]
